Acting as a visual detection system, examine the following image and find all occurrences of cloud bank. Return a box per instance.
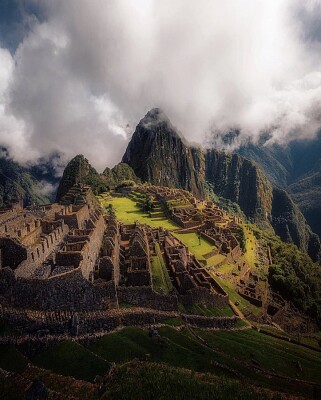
[1,0,321,170]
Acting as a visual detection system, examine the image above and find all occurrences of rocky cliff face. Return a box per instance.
[205,150,273,224]
[123,108,321,260]
[122,108,205,198]
[271,187,320,261]
[237,133,321,239]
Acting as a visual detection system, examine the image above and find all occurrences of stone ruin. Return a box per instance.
[0,183,229,316]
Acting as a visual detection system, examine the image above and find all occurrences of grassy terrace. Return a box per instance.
[100,195,179,230]
[1,326,321,398]
[214,276,262,316]
[173,232,214,263]
[196,329,321,383]
[151,243,174,294]
[32,341,110,382]
[244,225,257,268]
[99,194,220,264]
[15,326,319,396]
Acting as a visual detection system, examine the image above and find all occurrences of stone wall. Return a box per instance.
[15,222,69,278]
[0,267,118,311]
[117,286,178,311]
[180,287,229,308]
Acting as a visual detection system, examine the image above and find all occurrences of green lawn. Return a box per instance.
[32,341,110,382]
[207,254,226,267]
[216,263,236,274]
[173,232,214,262]
[101,196,179,230]
[244,226,256,268]
[151,244,174,294]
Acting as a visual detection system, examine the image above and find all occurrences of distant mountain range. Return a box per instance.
[236,133,321,238]
[0,148,60,207]
[1,109,321,262]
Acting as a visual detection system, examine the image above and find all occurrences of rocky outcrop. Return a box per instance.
[56,155,107,201]
[102,162,140,188]
[122,108,205,198]
[271,188,321,261]
[205,150,273,224]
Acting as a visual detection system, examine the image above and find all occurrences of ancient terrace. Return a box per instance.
[0,183,232,317]
[97,184,308,331]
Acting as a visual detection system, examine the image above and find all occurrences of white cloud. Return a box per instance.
[1,0,321,170]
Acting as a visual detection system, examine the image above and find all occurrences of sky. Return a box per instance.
[1,0,321,171]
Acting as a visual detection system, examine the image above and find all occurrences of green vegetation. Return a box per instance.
[214,276,262,316]
[102,361,278,400]
[0,155,52,207]
[151,243,174,294]
[173,232,214,262]
[207,253,226,266]
[244,225,256,268]
[162,317,183,326]
[100,196,178,230]
[0,345,28,373]
[32,340,110,382]
[181,304,235,317]
[235,225,246,252]
[197,329,321,383]
[88,326,321,396]
[89,326,227,376]
[56,154,108,200]
[259,230,321,326]
[2,326,321,398]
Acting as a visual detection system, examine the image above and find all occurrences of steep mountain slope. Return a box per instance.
[205,150,273,223]
[288,165,321,237]
[102,162,140,188]
[237,133,321,238]
[56,155,139,202]
[0,153,52,207]
[122,108,205,198]
[122,109,320,260]
[56,155,107,201]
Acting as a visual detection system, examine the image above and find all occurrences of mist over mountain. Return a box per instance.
[2,1,321,171]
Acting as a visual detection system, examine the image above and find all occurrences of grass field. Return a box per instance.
[101,361,277,400]
[2,326,321,398]
[151,243,174,294]
[88,326,227,377]
[173,232,214,262]
[196,329,321,383]
[88,326,321,396]
[206,253,226,266]
[32,341,110,382]
[244,226,256,268]
[101,196,179,230]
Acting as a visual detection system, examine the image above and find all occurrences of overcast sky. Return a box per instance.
[1,0,321,171]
